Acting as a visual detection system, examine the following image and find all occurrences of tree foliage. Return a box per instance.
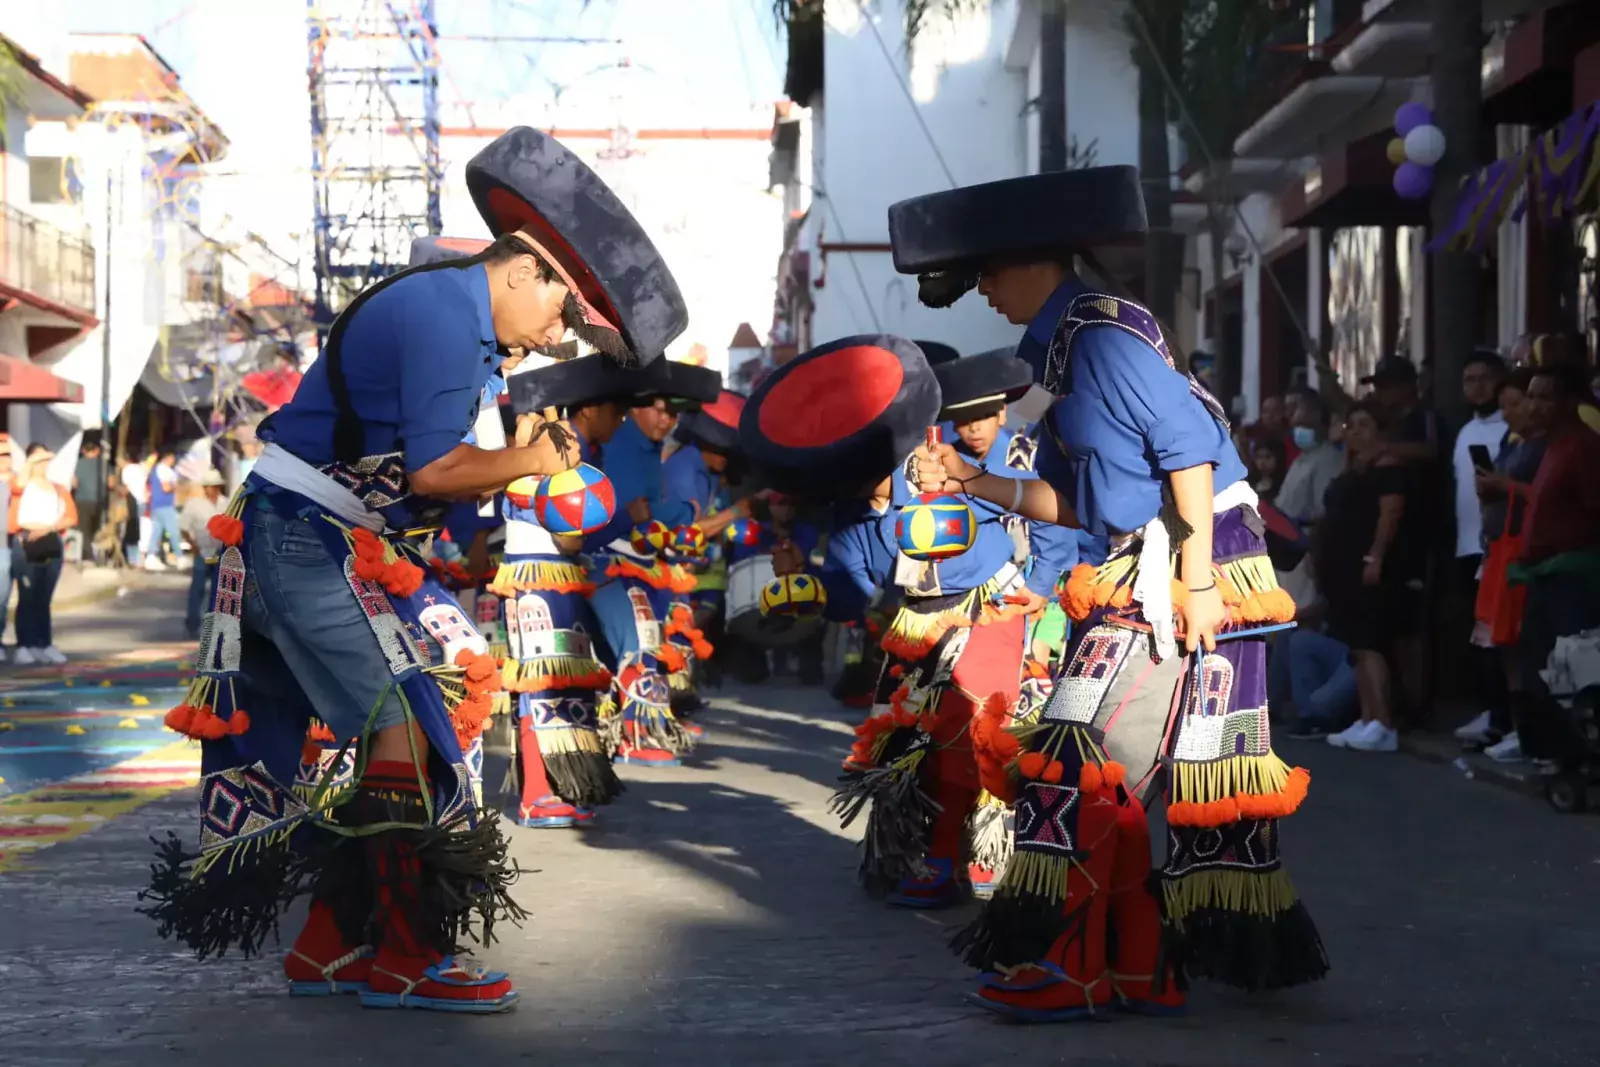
[0,37,27,128]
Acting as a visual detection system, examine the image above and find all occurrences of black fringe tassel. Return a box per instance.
[544,749,625,809]
[828,736,940,897]
[137,830,303,961]
[1174,899,1329,992]
[950,892,1087,972]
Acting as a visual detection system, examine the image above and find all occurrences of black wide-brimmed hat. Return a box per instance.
[465,127,688,366]
[888,166,1147,309]
[934,350,1033,421]
[408,236,489,267]
[509,356,719,414]
[914,340,960,366]
[739,335,940,500]
[678,390,745,454]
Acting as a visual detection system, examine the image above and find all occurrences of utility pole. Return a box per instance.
[1429,0,1483,423]
[1038,0,1067,172]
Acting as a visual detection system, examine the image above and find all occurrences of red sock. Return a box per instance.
[1108,797,1184,1008]
[929,781,976,864]
[284,899,372,984]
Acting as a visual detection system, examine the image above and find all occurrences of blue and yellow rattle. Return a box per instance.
[895,428,975,561]
[506,462,615,535]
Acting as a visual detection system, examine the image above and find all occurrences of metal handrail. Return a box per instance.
[0,202,95,314]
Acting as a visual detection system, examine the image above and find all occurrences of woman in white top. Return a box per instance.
[10,445,78,665]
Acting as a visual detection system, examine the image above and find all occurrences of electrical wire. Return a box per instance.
[1124,0,1319,362]
[854,0,957,189]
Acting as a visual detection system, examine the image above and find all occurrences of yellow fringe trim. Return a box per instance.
[501,656,612,693]
[487,559,593,597]
[1162,866,1302,922]
[1062,549,1297,625]
[532,722,606,757]
[1166,754,1311,825]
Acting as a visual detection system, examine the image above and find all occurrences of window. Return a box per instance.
[29,157,72,204]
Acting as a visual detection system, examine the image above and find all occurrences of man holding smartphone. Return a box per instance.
[1453,351,1510,585]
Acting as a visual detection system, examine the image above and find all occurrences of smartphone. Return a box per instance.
[1469,444,1494,472]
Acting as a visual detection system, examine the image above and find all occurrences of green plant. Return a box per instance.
[0,37,27,129]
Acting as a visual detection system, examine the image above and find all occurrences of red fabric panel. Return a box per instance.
[760,346,903,446]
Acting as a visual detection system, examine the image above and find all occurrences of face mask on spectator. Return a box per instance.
[1291,425,1318,449]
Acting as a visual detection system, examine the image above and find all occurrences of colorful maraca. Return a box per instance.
[759,572,828,618]
[895,428,975,561]
[725,516,764,547]
[630,519,672,556]
[669,524,708,560]
[506,462,615,535]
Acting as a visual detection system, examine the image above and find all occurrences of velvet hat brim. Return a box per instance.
[738,335,940,500]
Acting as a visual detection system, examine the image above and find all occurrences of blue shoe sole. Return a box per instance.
[512,812,576,828]
[1117,999,1188,1017]
[288,980,369,997]
[886,892,965,909]
[358,989,520,1014]
[977,966,1066,992]
[614,756,681,767]
[966,991,1098,1023]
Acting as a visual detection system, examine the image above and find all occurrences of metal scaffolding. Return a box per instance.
[306,0,442,332]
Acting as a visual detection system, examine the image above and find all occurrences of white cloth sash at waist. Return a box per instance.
[1132,479,1259,662]
[252,443,387,533]
[504,519,560,556]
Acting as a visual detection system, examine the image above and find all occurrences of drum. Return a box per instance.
[726,554,825,647]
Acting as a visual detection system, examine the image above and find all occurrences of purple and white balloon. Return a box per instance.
[1393,161,1434,200]
[1394,102,1433,137]
[1403,124,1447,168]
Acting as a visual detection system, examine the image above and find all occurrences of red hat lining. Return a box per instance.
[760,346,903,448]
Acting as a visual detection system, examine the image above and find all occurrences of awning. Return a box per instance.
[0,353,83,402]
[138,354,214,409]
[1233,71,1425,160]
[1280,132,1431,229]
[1480,5,1600,129]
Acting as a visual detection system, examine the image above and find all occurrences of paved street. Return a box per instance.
[1,580,1599,1065]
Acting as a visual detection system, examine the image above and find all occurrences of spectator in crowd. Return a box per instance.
[9,445,76,665]
[1275,389,1345,526]
[1276,592,1359,741]
[180,470,227,638]
[0,446,12,661]
[1456,368,1546,758]
[1250,437,1287,502]
[1448,351,1512,737]
[1361,355,1436,719]
[119,452,148,566]
[1506,364,1600,762]
[74,438,107,563]
[144,449,181,571]
[1320,403,1413,753]
[1246,394,1299,464]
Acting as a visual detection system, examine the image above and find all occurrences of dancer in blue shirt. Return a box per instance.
[893,164,1323,1022]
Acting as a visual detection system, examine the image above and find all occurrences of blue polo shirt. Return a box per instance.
[262,265,503,471]
[584,416,663,549]
[1014,277,1083,386]
[659,444,721,529]
[1032,300,1247,537]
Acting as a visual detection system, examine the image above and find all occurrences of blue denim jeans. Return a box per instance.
[240,502,434,741]
[186,555,215,633]
[13,547,61,649]
[147,506,181,559]
[1286,628,1358,727]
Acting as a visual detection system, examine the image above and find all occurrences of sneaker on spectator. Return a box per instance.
[143,556,167,572]
[11,647,37,666]
[1285,719,1332,740]
[1484,733,1525,763]
[1348,723,1398,752]
[1327,720,1377,749]
[39,647,67,665]
[1453,710,1496,744]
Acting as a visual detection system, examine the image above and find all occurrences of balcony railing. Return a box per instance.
[0,203,95,316]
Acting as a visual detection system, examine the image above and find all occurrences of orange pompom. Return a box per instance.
[895,709,918,728]
[992,730,1021,760]
[163,703,197,735]
[193,707,232,741]
[381,559,425,598]
[888,664,904,678]
[1017,751,1048,780]
[206,514,244,547]
[308,721,336,744]
[226,709,251,736]
[1041,759,1064,784]
[353,555,386,583]
[1079,761,1104,793]
[1100,761,1126,788]
[1063,563,1097,621]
